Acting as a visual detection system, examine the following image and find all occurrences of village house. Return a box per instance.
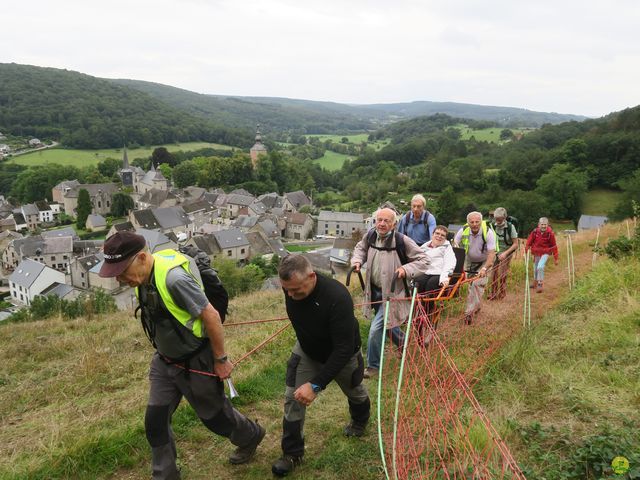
[283,212,314,240]
[9,258,66,306]
[225,193,255,219]
[183,233,221,263]
[62,183,119,217]
[212,228,251,263]
[135,164,168,195]
[284,190,312,212]
[182,199,219,232]
[85,214,107,232]
[317,211,366,238]
[136,188,178,210]
[70,253,103,290]
[35,200,55,224]
[106,221,134,238]
[88,260,120,293]
[18,204,40,231]
[52,180,80,204]
[136,228,177,253]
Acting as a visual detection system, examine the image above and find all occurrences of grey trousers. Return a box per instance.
[281,341,370,456]
[146,349,260,480]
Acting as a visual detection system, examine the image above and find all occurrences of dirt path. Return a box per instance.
[434,231,599,380]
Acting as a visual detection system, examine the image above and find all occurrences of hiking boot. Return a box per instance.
[536,281,543,293]
[272,454,303,477]
[363,367,378,379]
[229,423,266,464]
[344,421,367,437]
[529,282,536,289]
[464,314,473,325]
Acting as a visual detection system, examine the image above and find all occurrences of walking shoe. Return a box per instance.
[344,421,367,437]
[363,367,378,379]
[229,423,266,464]
[464,314,473,325]
[272,454,303,477]
[536,281,543,293]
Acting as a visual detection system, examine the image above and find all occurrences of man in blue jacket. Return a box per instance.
[397,194,437,246]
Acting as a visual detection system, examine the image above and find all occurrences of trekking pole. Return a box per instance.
[523,250,531,328]
[570,234,576,287]
[377,299,392,480]
[392,287,418,480]
[566,235,572,290]
[346,266,365,291]
[592,228,600,267]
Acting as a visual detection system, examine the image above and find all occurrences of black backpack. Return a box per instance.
[179,245,229,322]
[363,229,409,265]
[491,215,518,247]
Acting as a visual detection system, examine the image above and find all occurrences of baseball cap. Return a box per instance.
[99,231,146,278]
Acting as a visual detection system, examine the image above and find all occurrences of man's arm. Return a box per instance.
[201,304,233,379]
[397,235,429,279]
[351,232,368,271]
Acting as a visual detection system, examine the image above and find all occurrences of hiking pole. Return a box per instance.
[392,287,418,480]
[377,299,392,480]
[227,378,239,399]
[523,250,531,328]
[569,234,576,288]
[566,235,572,290]
[346,266,365,291]
[592,228,600,267]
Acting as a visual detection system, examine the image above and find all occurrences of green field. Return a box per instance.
[581,188,623,216]
[454,124,534,143]
[307,133,370,144]
[8,142,235,167]
[313,150,351,171]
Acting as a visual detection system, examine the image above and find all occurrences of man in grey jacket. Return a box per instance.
[351,208,428,378]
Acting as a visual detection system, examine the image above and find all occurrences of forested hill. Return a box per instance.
[111,79,377,134]
[0,63,253,149]
[359,100,587,126]
[114,78,587,131]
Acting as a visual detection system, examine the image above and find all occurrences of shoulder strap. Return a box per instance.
[394,231,409,265]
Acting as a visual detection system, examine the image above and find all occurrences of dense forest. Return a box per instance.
[0,64,253,148]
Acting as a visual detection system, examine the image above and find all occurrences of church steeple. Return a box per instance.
[250,124,268,168]
[122,145,130,169]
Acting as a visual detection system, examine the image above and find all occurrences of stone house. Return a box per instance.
[212,228,251,263]
[283,212,314,240]
[317,211,366,238]
[86,214,107,232]
[62,183,119,217]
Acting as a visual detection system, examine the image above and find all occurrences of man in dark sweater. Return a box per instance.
[271,255,370,477]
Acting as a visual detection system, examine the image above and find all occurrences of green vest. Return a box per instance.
[137,249,206,338]
[460,221,500,254]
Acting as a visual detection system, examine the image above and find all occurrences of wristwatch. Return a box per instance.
[214,355,228,364]
[310,383,322,393]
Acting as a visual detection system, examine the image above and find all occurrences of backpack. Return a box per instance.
[491,215,518,247]
[179,245,229,322]
[400,210,434,242]
[364,229,408,265]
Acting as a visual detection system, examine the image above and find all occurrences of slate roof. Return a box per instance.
[43,236,73,254]
[73,240,104,255]
[245,231,271,256]
[257,219,280,238]
[191,234,221,255]
[76,253,103,272]
[233,215,259,229]
[13,213,26,225]
[12,236,44,257]
[9,258,46,288]
[112,221,134,232]
[229,188,253,197]
[133,209,160,229]
[267,238,288,258]
[42,226,78,239]
[35,200,52,211]
[285,212,310,225]
[139,188,177,207]
[285,190,311,209]
[87,214,107,227]
[137,228,175,252]
[248,202,267,216]
[213,229,250,249]
[182,199,216,214]
[152,207,190,229]
[318,211,365,222]
[64,183,119,198]
[21,204,39,216]
[42,282,75,299]
[225,194,255,207]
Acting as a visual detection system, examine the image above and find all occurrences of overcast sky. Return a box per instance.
[3,0,639,117]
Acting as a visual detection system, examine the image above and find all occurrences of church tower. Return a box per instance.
[119,146,133,187]
[249,124,268,168]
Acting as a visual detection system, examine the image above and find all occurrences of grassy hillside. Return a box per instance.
[1,225,637,479]
[9,142,234,167]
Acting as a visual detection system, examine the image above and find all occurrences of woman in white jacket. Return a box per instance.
[418,225,457,294]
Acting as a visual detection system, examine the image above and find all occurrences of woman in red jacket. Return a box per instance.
[525,217,559,293]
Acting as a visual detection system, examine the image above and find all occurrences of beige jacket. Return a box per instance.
[351,230,428,328]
